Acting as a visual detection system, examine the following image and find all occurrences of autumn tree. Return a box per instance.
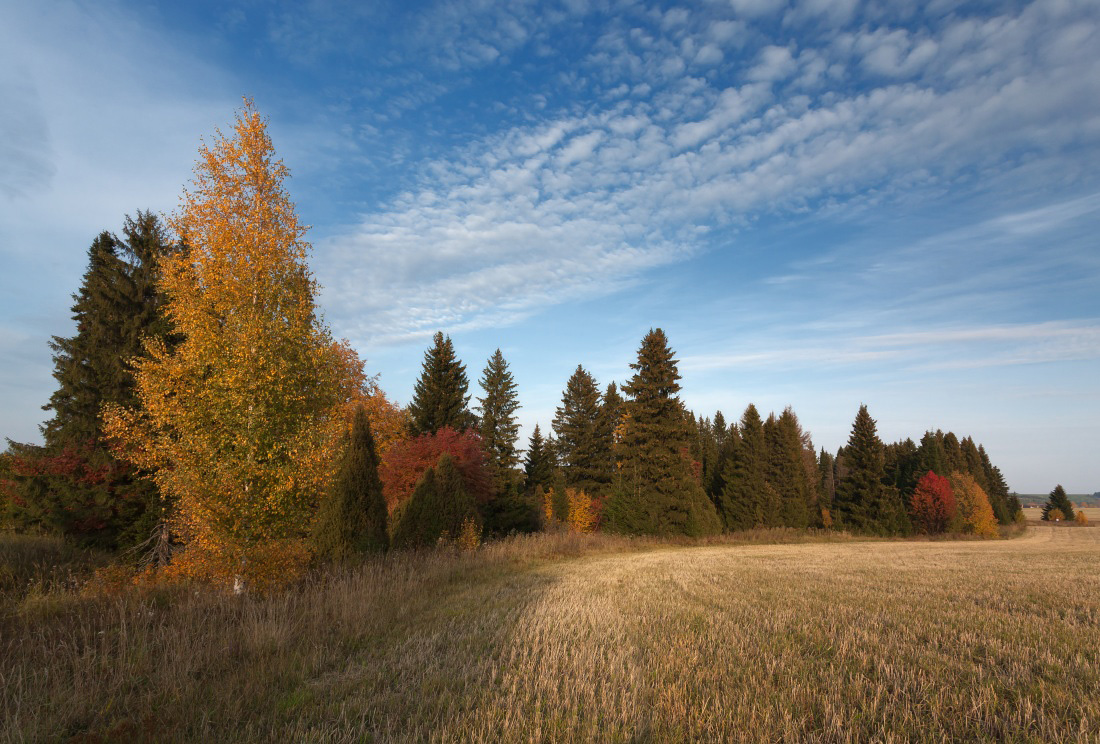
[908,471,955,534]
[1042,485,1076,522]
[408,332,474,436]
[312,405,388,560]
[475,349,521,492]
[949,471,998,538]
[104,101,361,589]
[553,365,611,496]
[604,329,721,536]
[378,427,493,513]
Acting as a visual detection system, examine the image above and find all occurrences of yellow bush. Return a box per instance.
[566,489,598,533]
[1075,510,1088,525]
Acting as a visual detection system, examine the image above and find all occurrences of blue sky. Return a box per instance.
[1,0,1098,493]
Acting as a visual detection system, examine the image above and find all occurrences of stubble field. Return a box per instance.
[3,525,1098,742]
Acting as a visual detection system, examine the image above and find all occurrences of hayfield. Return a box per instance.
[2,526,1098,742]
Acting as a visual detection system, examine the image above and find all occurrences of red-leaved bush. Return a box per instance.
[909,471,955,534]
[379,427,494,513]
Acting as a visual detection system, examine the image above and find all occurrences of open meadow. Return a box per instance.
[3,525,1098,742]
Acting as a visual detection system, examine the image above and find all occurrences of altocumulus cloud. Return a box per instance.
[315,0,1100,345]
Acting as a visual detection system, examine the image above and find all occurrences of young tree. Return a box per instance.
[1042,485,1076,522]
[408,332,474,436]
[391,453,481,549]
[475,349,521,492]
[553,365,611,496]
[909,471,955,534]
[523,424,554,494]
[604,329,721,536]
[312,405,388,560]
[104,101,362,588]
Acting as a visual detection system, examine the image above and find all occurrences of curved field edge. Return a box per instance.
[1,526,1097,742]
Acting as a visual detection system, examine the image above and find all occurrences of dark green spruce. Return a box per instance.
[475,349,521,492]
[604,329,721,537]
[717,404,774,531]
[834,404,908,535]
[1042,485,1076,521]
[13,213,174,550]
[391,453,481,549]
[407,332,475,436]
[312,405,389,560]
[552,365,611,497]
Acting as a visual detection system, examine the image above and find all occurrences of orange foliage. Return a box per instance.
[103,101,362,591]
[565,488,599,533]
[541,486,556,526]
[1075,510,1089,525]
[948,472,998,539]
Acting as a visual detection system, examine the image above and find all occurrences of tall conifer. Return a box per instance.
[475,349,521,491]
[408,332,474,436]
[605,329,721,536]
[19,213,173,549]
[717,404,773,531]
[834,405,906,534]
[552,366,610,496]
[767,407,813,529]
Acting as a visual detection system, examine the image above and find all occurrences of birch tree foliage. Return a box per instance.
[104,101,362,586]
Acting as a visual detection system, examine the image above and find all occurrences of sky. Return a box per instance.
[1,0,1098,494]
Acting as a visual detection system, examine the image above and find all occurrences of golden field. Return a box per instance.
[2,525,1098,742]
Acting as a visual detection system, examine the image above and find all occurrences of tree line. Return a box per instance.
[0,102,1030,591]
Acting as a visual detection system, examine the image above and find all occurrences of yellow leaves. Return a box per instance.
[106,99,363,591]
[948,471,999,539]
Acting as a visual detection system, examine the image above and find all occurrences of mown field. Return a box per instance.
[2,525,1098,742]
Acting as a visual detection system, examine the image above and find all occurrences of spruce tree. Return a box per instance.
[834,405,907,534]
[1042,485,1075,522]
[20,213,173,550]
[717,404,773,531]
[605,329,721,536]
[597,381,623,492]
[552,365,610,496]
[884,438,920,497]
[767,407,813,529]
[475,349,521,492]
[979,445,1015,524]
[312,405,388,560]
[391,453,481,549]
[408,332,474,436]
[917,431,949,477]
[523,424,554,493]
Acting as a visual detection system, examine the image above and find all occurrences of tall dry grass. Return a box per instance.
[2,526,1098,742]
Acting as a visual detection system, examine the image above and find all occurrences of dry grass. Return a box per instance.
[2,527,1098,742]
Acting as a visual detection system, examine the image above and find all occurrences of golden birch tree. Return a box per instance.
[104,100,362,590]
